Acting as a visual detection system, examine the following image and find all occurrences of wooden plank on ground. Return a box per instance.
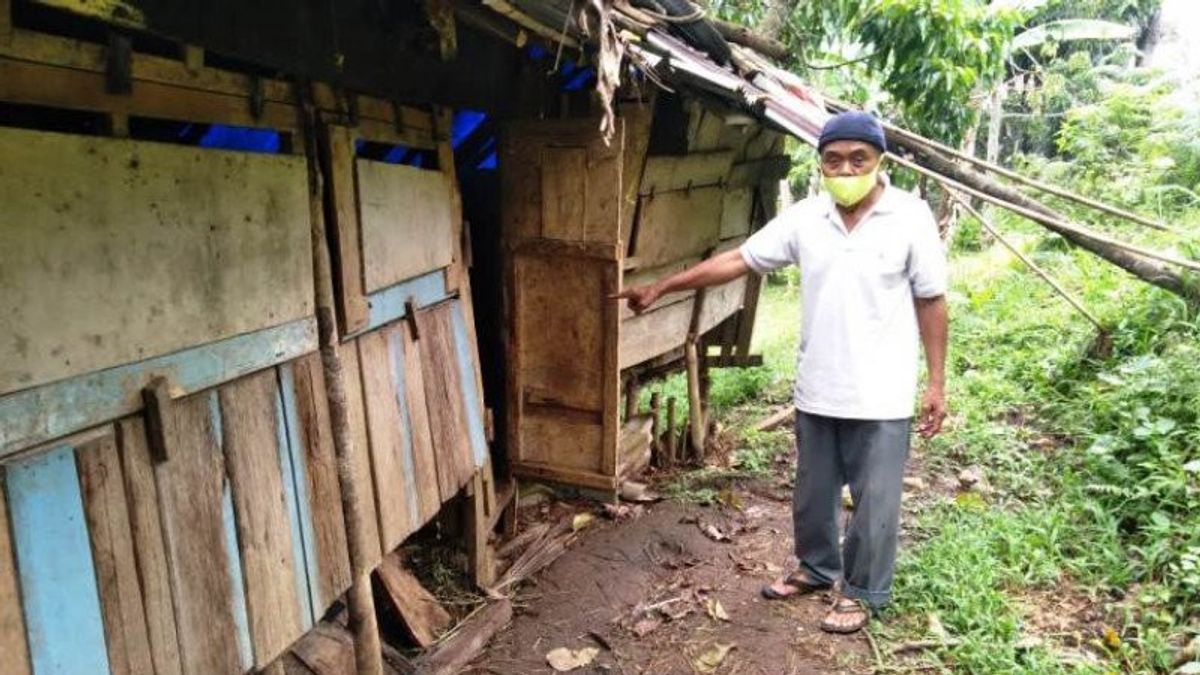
[219,371,306,668]
[291,623,355,675]
[0,476,33,675]
[154,392,244,675]
[77,434,155,675]
[0,126,312,396]
[415,599,512,675]
[287,354,353,612]
[400,326,442,524]
[416,302,476,500]
[632,187,723,267]
[340,342,384,572]
[116,417,183,675]
[375,553,451,647]
[6,444,111,675]
[638,150,733,196]
[357,160,455,293]
[358,330,415,553]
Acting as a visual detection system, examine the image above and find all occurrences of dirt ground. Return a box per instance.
[473,472,874,675]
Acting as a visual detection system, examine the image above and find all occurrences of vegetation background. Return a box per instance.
[644,0,1200,671]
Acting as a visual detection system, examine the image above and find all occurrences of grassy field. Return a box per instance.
[658,218,1200,672]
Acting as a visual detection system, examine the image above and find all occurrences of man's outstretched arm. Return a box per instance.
[915,295,948,438]
[612,248,752,313]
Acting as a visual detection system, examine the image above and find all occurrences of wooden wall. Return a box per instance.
[0,10,493,672]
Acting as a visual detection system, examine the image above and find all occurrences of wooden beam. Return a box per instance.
[374,553,452,648]
[415,600,513,675]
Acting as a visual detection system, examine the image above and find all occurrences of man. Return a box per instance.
[614,111,948,634]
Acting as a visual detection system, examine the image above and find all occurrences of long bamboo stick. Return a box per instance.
[825,98,1175,233]
[945,189,1104,329]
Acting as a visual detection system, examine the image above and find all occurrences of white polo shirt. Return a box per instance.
[740,182,947,420]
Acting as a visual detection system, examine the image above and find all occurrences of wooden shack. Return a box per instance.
[0,0,787,672]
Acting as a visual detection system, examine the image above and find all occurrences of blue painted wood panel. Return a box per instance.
[5,444,111,675]
[386,328,423,532]
[450,301,490,468]
[0,317,317,459]
[355,269,449,338]
[211,392,254,672]
[275,367,318,626]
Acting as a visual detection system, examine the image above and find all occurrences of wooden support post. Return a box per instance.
[686,283,708,461]
[464,471,496,588]
[301,95,383,675]
[649,393,661,468]
[623,377,640,422]
[665,397,677,468]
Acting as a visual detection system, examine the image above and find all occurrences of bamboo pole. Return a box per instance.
[825,98,1175,234]
[946,190,1105,330]
[685,341,704,460]
[301,97,383,675]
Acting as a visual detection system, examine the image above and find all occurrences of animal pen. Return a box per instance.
[0,1,785,672]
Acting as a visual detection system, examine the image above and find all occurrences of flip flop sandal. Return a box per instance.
[820,597,870,634]
[760,572,829,600]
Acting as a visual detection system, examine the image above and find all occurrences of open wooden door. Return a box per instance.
[501,118,626,493]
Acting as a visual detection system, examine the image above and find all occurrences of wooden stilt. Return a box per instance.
[685,341,704,461]
[302,96,383,675]
[623,377,640,422]
[464,470,497,588]
[665,397,677,468]
[648,392,661,467]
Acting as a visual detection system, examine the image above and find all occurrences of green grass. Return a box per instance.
[670,210,1200,672]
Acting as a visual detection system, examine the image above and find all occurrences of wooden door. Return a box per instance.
[501,118,626,492]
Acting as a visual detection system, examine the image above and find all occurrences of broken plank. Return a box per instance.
[219,371,306,668]
[116,417,183,675]
[375,553,452,647]
[415,600,513,675]
[77,434,155,675]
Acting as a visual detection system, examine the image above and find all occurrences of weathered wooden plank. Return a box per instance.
[450,302,489,469]
[355,269,450,339]
[324,124,369,335]
[154,392,244,675]
[339,343,384,572]
[0,126,312,396]
[0,472,33,675]
[290,623,355,675]
[5,444,111,675]
[727,155,791,189]
[219,372,306,667]
[416,302,476,500]
[286,355,352,615]
[77,435,155,675]
[374,553,451,647]
[384,326,423,534]
[632,186,724,267]
[399,325,442,524]
[540,146,588,241]
[357,160,456,293]
[720,188,755,240]
[619,276,747,369]
[619,104,655,252]
[358,330,415,553]
[638,151,733,196]
[116,417,184,675]
[0,316,317,460]
[276,366,318,627]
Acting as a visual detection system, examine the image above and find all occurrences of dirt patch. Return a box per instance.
[474,490,872,674]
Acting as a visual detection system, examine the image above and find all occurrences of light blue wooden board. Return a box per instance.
[0,317,317,459]
[211,392,254,673]
[354,269,449,338]
[386,329,422,532]
[5,445,111,675]
[275,366,317,627]
[450,301,489,468]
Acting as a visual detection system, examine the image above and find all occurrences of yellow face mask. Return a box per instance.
[822,166,879,207]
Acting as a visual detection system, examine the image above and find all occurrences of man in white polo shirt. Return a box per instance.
[614,111,948,634]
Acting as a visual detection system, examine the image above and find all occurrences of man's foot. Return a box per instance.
[760,570,830,600]
[819,595,870,634]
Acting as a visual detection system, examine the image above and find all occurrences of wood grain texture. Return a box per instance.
[540,146,588,241]
[632,187,723,267]
[287,355,352,612]
[77,434,155,675]
[720,188,754,240]
[154,392,243,675]
[357,159,455,293]
[638,150,733,196]
[324,124,369,335]
[0,126,312,396]
[619,104,654,252]
[618,276,747,369]
[357,330,414,553]
[339,343,384,572]
[415,302,475,500]
[116,417,183,675]
[374,553,451,647]
[399,327,441,524]
[219,371,305,668]
[0,477,33,675]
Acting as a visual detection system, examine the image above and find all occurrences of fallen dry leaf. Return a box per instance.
[706,598,730,622]
[699,522,731,542]
[693,643,735,672]
[572,513,596,532]
[717,487,745,511]
[546,646,600,671]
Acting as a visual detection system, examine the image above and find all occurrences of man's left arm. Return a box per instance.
[915,296,948,438]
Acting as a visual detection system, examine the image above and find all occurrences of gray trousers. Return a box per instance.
[793,411,910,608]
